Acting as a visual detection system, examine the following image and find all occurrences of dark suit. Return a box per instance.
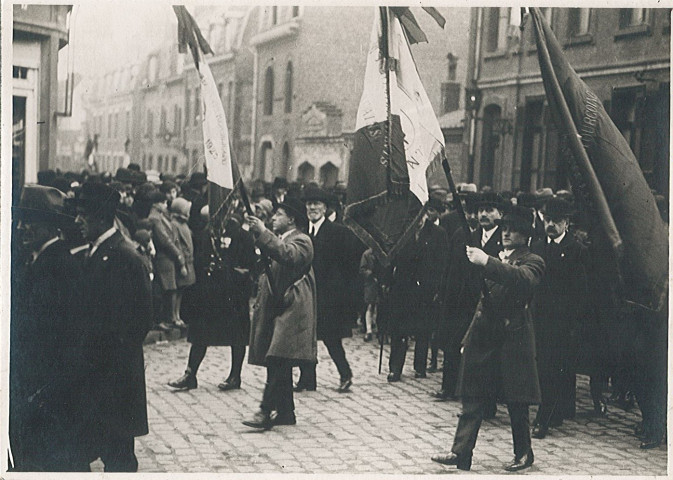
[451,247,544,461]
[80,230,153,472]
[10,239,90,471]
[298,219,355,387]
[531,233,589,426]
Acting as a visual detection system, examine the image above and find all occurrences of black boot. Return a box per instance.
[168,369,197,390]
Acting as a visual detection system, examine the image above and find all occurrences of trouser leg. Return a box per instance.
[99,433,137,473]
[413,332,430,374]
[507,403,531,459]
[261,358,294,415]
[187,344,207,374]
[228,344,246,380]
[389,335,408,374]
[296,361,317,388]
[323,337,352,380]
[451,398,483,457]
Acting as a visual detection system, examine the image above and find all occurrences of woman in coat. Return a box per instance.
[168,212,256,391]
[432,206,544,472]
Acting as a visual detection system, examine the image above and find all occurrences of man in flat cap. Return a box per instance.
[244,197,317,430]
[10,185,90,471]
[530,196,590,438]
[72,182,153,471]
[432,205,544,472]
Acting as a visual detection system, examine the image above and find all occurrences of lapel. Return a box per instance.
[88,231,123,267]
[506,246,530,265]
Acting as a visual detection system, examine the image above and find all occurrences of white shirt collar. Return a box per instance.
[279,228,297,241]
[31,237,60,264]
[309,216,326,235]
[548,231,566,245]
[89,227,117,257]
[481,226,497,246]
[499,249,514,261]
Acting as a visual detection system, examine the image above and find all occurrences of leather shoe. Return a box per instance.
[217,377,241,391]
[271,411,296,426]
[504,449,534,472]
[293,382,316,392]
[639,436,663,449]
[242,410,272,430]
[338,377,353,393]
[531,424,548,439]
[432,389,450,400]
[167,371,197,390]
[414,371,427,379]
[387,372,401,382]
[431,453,471,471]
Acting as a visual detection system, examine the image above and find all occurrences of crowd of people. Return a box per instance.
[9,163,668,472]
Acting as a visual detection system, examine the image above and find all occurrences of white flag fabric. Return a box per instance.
[197,58,234,190]
[355,9,445,204]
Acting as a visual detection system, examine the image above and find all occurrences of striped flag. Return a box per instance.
[344,7,446,263]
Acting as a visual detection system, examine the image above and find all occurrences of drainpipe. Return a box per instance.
[250,47,259,179]
[467,7,483,182]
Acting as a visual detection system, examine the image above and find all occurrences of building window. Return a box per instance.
[158,155,163,172]
[160,107,167,134]
[172,156,178,172]
[264,66,274,115]
[568,8,591,36]
[320,162,339,188]
[620,8,650,28]
[148,154,153,170]
[147,110,154,138]
[485,8,510,53]
[271,6,278,26]
[479,104,501,189]
[298,161,315,184]
[441,83,460,114]
[125,111,131,137]
[108,113,112,138]
[260,141,273,180]
[282,142,291,170]
[292,6,300,17]
[284,62,293,113]
[114,112,119,138]
[447,54,458,81]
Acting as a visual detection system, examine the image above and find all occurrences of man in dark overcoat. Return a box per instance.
[10,185,90,471]
[243,197,317,429]
[295,185,356,392]
[530,197,589,438]
[384,198,449,382]
[73,182,153,472]
[432,206,544,472]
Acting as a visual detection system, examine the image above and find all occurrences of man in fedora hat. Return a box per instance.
[294,184,357,393]
[71,182,153,471]
[243,197,317,429]
[530,196,592,438]
[432,205,544,472]
[10,185,91,471]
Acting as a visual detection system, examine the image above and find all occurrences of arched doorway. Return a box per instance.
[319,162,339,188]
[297,161,315,184]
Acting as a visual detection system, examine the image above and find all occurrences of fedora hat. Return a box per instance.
[540,196,574,219]
[68,182,121,215]
[278,196,308,227]
[13,184,74,225]
[497,205,534,236]
[302,184,331,204]
[475,192,505,210]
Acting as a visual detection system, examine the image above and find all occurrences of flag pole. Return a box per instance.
[529,7,623,258]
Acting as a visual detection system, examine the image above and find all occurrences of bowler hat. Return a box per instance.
[278,196,308,227]
[534,187,554,207]
[115,167,135,184]
[13,184,74,224]
[69,182,121,214]
[458,183,478,195]
[302,184,331,204]
[497,205,534,235]
[425,197,447,213]
[189,172,208,188]
[272,176,289,190]
[540,197,574,219]
[516,192,537,208]
[475,192,505,210]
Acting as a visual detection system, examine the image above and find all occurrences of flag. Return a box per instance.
[529,7,668,311]
[174,6,240,229]
[344,7,446,264]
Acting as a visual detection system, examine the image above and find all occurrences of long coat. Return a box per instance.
[148,204,184,291]
[530,234,589,376]
[80,231,153,439]
[383,222,449,336]
[456,247,544,404]
[248,229,318,366]
[171,217,196,289]
[184,225,256,346]
[311,220,355,340]
[10,239,89,470]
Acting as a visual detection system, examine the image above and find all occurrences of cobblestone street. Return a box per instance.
[107,334,667,475]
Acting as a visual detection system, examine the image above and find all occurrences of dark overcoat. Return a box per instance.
[80,231,153,439]
[456,247,544,404]
[248,229,318,366]
[383,222,449,336]
[185,226,256,346]
[10,239,89,470]
[311,220,354,340]
[530,234,589,375]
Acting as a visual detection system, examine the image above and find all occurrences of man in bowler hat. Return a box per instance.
[432,205,544,472]
[72,182,153,471]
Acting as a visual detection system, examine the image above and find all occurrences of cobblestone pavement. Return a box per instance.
[102,334,667,475]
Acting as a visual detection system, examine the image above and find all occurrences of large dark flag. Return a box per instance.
[529,7,668,311]
[344,7,447,264]
[174,6,241,231]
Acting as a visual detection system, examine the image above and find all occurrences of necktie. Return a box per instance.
[310,225,315,237]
